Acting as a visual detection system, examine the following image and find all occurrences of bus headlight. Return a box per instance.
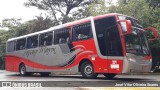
[128,58,136,62]
[150,59,152,62]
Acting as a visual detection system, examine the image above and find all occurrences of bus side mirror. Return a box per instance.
[117,20,132,35]
[144,27,158,41]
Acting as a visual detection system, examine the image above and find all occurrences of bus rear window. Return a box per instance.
[7,41,16,52]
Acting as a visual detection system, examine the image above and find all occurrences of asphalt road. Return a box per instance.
[0,70,160,88]
[0,70,160,81]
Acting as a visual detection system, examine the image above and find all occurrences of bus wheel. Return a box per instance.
[103,73,116,79]
[40,72,50,77]
[19,64,27,76]
[81,61,98,79]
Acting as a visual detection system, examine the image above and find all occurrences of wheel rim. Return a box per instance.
[20,65,25,75]
[84,65,93,75]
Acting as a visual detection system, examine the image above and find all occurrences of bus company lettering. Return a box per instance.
[39,47,56,55]
[24,47,56,57]
[24,49,38,57]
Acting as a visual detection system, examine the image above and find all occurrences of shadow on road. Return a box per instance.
[6,74,153,81]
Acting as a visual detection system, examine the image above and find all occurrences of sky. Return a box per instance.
[0,0,44,23]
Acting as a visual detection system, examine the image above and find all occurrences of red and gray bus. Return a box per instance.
[5,13,157,78]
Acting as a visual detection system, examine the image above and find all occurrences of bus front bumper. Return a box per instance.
[122,58,152,73]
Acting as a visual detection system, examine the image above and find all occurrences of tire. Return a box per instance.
[40,72,50,77]
[103,73,116,79]
[19,64,27,76]
[81,61,98,79]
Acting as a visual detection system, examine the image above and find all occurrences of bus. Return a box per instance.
[5,13,157,79]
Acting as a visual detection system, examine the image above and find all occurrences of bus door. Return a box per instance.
[105,26,123,73]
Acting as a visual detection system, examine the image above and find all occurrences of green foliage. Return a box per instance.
[24,0,97,23]
[1,18,22,30]
[110,0,160,27]
[147,0,160,8]
[72,0,114,19]
[26,16,54,33]
[87,0,108,16]
[149,22,160,49]
[72,7,90,20]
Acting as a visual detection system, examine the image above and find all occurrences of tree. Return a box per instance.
[24,0,97,24]
[0,18,22,30]
[72,7,91,20]
[87,0,110,16]
[25,15,54,33]
[147,0,160,8]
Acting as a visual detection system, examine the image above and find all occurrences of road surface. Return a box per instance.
[0,70,160,89]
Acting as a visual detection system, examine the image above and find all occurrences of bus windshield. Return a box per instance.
[118,16,150,55]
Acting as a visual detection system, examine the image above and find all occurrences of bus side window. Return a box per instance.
[54,28,70,44]
[27,35,38,49]
[16,38,26,50]
[72,23,92,41]
[39,32,53,46]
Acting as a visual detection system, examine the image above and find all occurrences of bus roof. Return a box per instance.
[7,13,121,42]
